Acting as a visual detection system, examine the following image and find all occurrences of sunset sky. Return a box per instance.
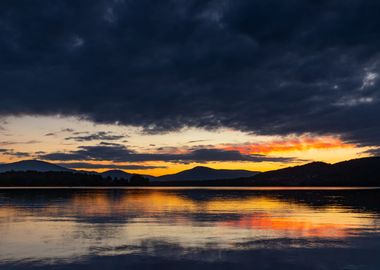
[1,1,379,176]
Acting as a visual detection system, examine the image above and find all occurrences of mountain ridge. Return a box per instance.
[247,157,380,186]
[0,160,74,173]
[0,160,256,182]
[101,170,155,180]
[156,166,259,182]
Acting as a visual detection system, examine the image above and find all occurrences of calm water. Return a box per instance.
[0,188,379,269]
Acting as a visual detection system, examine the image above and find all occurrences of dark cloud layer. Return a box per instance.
[1,1,380,145]
[40,142,293,163]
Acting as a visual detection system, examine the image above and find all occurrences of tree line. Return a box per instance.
[0,171,150,187]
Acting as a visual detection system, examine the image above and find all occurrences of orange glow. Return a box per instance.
[37,190,199,217]
[221,213,347,238]
[222,135,354,155]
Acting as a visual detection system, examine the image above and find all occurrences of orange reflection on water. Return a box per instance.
[221,213,348,238]
[0,190,376,241]
[67,191,198,216]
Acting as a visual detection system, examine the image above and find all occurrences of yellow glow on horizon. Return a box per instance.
[0,115,373,176]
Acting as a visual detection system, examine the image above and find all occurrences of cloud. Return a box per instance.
[363,147,380,157]
[45,128,82,136]
[40,143,294,163]
[187,140,209,144]
[65,131,125,142]
[0,1,380,146]
[0,119,7,132]
[61,128,75,132]
[57,162,166,170]
[0,149,30,158]
[0,140,39,146]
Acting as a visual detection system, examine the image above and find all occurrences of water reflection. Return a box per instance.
[0,188,379,269]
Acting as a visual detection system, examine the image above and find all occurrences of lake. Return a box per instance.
[0,187,379,269]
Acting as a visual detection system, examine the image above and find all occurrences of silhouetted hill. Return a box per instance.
[156,166,259,182]
[0,160,152,186]
[249,161,331,185]
[249,157,380,186]
[101,170,155,180]
[101,170,132,180]
[0,160,74,173]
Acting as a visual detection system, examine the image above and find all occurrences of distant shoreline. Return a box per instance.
[2,157,380,187]
[0,186,379,190]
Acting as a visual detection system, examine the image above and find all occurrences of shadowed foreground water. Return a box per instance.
[0,188,379,269]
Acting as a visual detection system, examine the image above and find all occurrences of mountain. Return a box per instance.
[249,161,331,185]
[101,170,132,180]
[101,170,155,180]
[156,166,259,182]
[0,160,74,173]
[248,157,380,186]
[0,160,154,186]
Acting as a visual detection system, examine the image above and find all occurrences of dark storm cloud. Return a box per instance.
[65,131,125,142]
[40,143,293,163]
[57,162,166,170]
[1,1,380,145]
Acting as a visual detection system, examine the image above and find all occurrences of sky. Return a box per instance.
[0,0,379,176]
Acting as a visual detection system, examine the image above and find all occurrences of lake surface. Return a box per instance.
[0,187,379,269]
